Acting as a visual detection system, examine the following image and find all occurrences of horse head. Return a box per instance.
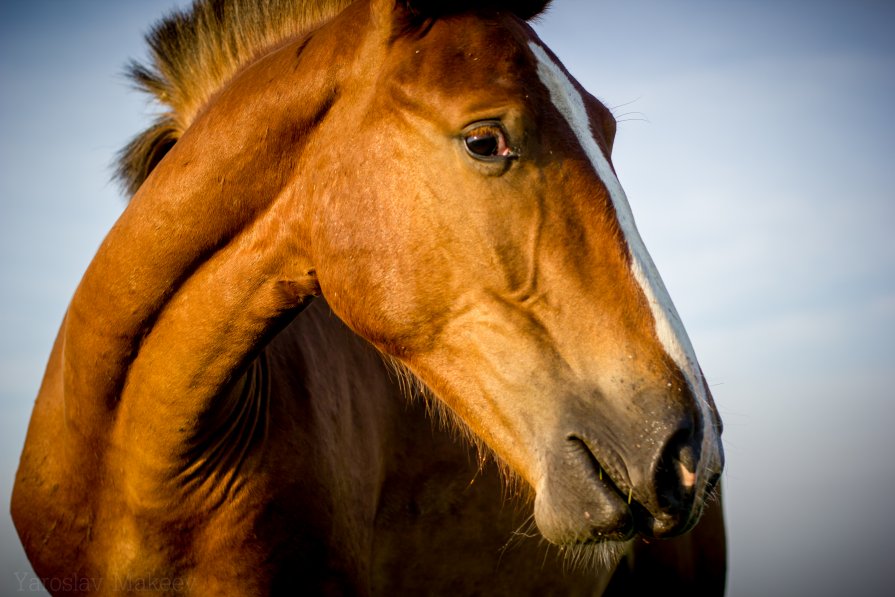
[58,0,723,559]
[242,0,725,549]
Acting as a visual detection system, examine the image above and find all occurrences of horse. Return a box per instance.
[11,0,726,594]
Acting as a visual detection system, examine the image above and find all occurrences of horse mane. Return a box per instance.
[116,0,354,196]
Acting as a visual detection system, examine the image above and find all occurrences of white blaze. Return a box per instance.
[528,42,714,444]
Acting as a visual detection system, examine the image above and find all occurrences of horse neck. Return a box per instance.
[66,2,381,428]
[58,7,381,500]
[62,23,356,436]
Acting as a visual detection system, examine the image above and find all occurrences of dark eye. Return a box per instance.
[463,122,515,160]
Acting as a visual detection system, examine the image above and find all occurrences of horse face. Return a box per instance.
[309,5,723,546]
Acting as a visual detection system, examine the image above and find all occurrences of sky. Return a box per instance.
[1,1,893,595]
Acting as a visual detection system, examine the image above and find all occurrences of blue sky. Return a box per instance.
[1,1,893,595]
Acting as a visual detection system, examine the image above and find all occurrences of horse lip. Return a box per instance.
[567,434,720,540]
[567,435,638,529]
[567,434,631,498]
[562,434,698,539]
[533,436,635,545]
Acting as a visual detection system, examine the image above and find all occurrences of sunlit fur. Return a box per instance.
[118,0,354,195]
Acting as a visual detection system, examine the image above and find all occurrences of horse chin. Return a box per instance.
[556,539,633,572]
[532,445,637,555]
[532,484,635,571]
[533,482,634,539]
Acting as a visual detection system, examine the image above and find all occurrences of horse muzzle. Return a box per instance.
[533,393,723,545]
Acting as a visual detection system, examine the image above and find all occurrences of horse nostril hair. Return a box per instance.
[654,427,701,513]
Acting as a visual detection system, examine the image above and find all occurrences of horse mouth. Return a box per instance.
[568,436,633,501]
[533,433,714,547]
[533,437,636,546]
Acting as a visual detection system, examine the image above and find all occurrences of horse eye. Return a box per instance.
[466,134,499,156]
[463,124,513,160]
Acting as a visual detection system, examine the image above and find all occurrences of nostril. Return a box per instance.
[654,427,700,513]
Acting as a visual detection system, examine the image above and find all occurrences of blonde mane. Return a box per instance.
[117,0,354,196]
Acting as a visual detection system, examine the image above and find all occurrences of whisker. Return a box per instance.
[613,110,650,122]
[498,513,539,567]
[609,96,643,111]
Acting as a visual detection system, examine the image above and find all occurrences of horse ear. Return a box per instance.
[399,0,552,19]
[370,0,552,30]
[497,0,553,20]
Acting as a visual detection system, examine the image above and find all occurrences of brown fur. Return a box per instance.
[14,1,724,594]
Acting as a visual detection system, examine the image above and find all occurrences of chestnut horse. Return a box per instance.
[12,0,726,594]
